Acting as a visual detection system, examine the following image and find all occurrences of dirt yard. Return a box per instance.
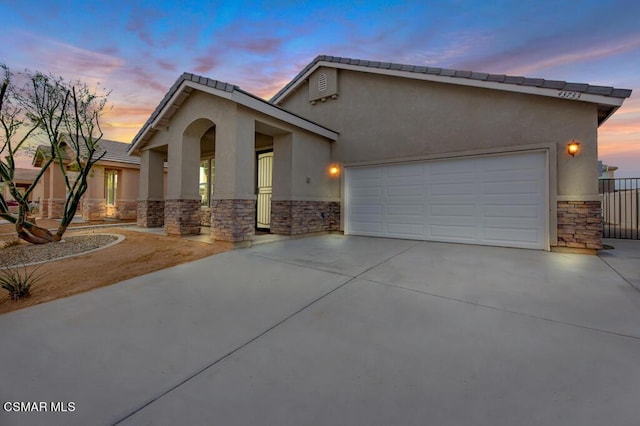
[0,220,232,315]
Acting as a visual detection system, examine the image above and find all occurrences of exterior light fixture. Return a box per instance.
[329,164,340,177]
[567,140,580,157]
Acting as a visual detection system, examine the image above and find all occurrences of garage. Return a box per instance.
[345,151,548,250]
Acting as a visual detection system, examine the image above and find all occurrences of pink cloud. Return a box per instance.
[229,37,283,54]
[157,59,177,71]
[193,55,219,74]
[127,66,169,93]
[126,9,165,47]
[7,31,124,85]
[457,33,640,76]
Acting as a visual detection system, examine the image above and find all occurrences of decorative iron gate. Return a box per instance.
[256,151,273,229]
[599,178,640,239]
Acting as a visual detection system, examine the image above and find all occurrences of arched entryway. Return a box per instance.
[164,118,215,235]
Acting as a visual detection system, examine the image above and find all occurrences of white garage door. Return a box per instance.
[345,151,547,249]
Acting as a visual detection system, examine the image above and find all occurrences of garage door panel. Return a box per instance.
[387,204,424,215]
[351,186,384,198]
[429,225,476,240]
[482,228,541,247]
[351,203,383,215]
[483,204,540,218]
[431,204,476,217]
[430,160,475,176]
[387,163,424,177]
[386,184,424,197]
[347,152,547,249]
[350,222,384,234]
[431,182,476,195]
[483,180,541,195]
[386,223,425,237]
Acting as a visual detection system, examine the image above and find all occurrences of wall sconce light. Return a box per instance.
[567,140,580,157]
[328,164,340,177]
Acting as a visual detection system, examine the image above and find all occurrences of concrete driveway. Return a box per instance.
[1,235,639,426]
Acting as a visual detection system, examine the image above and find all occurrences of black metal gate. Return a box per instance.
[599,178,640,239]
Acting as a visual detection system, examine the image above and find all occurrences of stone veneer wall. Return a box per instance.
[137,200,164,227]
[164,199,201,236]
[82,199,106,221]
[211,199,255,242]
[47,198,65,219]
[556,200,602,250]
[271,200,340,235]
[116,199,138,220]
[200,207,211,226]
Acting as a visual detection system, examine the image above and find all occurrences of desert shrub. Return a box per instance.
[0,265,43,301]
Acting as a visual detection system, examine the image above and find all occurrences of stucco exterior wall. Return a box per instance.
[271,130,338,202]
[279,69,600,197]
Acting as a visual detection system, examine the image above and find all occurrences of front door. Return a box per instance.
[256,151,273,230]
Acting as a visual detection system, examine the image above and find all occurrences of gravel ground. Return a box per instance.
[0,234,119,268]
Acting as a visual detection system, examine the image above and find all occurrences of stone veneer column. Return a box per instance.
[211,199,255,242]
[82,199,106,221]
[271,200,340,235]
[39,199,49,219]
[164,199,201,236]
[557,200,602,250]
[137,200,164,227]
[47,198,65,219]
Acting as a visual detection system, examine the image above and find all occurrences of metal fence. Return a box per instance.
[599,178,640,239]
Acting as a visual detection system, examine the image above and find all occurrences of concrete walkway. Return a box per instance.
[1,236,639,425]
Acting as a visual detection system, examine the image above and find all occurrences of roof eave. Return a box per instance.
[130,75,338,156]
[271,58,631,113]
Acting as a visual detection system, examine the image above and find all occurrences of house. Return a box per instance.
[129,55,632,252]
[32,139,145,221]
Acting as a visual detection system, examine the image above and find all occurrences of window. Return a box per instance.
[105,170,118,206]
[199,159,215,206]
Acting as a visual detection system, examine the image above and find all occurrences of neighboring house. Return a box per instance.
[598,161,619,193]
[598,160,618,179]
[32,139,143,221]
[129,55,632,252]
[0,168,40,213]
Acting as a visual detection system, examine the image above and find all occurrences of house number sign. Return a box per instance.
[558,91,581,99]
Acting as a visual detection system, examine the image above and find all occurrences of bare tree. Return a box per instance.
[0,65,109,244]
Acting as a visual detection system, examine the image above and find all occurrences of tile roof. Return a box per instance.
[129,73,337,154]
[129,73,238,153]
[270,55,633,103]
[34,138,139,166]
[96,139,139,165]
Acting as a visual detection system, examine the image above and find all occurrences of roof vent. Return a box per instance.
[318,73,328,92]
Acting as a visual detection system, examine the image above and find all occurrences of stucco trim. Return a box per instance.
[341,143,555,167]
[557,194,602,202]
[271,196,341,202]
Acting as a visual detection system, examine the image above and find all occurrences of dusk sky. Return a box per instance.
[1,0,639,176]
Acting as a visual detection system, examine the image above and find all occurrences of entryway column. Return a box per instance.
[164,124,202,236]
[137,149,165,228]
[47,165,66,219]
[82,168,105,221]
[210,110,256,243]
